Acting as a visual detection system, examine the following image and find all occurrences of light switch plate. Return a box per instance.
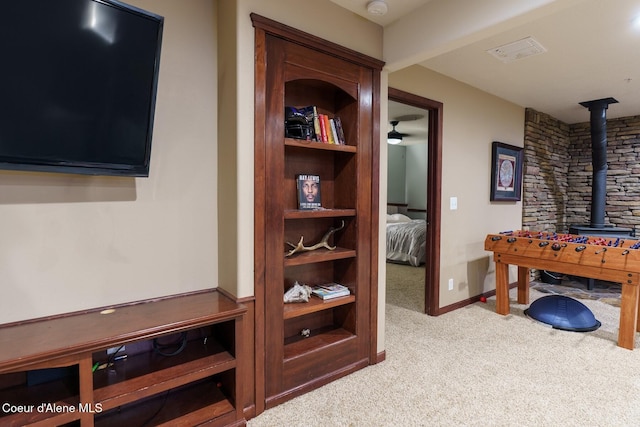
[450,197,458,210]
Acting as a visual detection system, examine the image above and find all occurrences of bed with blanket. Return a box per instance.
[386,214,426,267]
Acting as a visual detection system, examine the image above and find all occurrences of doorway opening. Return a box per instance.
[387,88,442,315]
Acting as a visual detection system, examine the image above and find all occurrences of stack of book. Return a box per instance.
[311,283,350,300]
[294,105,346,145]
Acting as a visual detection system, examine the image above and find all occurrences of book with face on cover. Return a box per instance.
[297,174,321,210]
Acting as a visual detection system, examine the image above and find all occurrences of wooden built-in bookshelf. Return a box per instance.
[252,13,384,409]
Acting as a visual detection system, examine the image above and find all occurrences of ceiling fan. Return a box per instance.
[387,114,423,145]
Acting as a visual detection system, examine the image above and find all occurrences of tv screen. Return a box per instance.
[0,0,163,177]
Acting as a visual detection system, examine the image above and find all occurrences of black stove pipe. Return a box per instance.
[579,97,618,229]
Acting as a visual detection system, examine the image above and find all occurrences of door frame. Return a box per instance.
[388,88,442,315]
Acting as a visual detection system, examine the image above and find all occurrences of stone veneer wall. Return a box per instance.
[523,109,571,232]
[524,108,640,236]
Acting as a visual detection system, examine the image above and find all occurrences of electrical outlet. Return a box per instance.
[107,346,125,355]
[448,278,454,291]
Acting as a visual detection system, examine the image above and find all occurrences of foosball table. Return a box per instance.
[484,230,640,350]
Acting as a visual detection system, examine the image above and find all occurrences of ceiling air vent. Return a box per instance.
[486,36,547,63]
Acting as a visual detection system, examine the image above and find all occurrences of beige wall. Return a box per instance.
[216,0,239,297]
[389,66,524,308]
[0,0,218,324]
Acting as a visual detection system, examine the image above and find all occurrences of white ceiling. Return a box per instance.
[331,0,640,124]
[330,0,433,26]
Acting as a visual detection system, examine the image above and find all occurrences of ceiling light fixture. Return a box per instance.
[367,0,388,16]
[387,121,403,144]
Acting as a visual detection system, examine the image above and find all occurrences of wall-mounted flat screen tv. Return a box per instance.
[0,0,163,177]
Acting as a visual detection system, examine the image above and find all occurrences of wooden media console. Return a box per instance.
[0,289,246,426]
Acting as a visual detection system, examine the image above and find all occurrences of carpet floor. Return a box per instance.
[385,262,426,312]
[248,263,639,427]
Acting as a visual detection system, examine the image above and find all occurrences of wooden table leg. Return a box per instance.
[495,261,510,315]
[517,266,529,305]
[637,289,640,333]
[618,283,639,350]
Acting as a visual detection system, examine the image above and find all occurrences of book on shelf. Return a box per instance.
[311,283,351,300]
[296,174,322,210]
[324,115,335,144]
[329,118,339,145]
[317,113,328,143]
[312,106,322,141]
[333,116,346,145]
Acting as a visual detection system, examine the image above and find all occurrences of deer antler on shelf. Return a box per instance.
[285,220,345,257]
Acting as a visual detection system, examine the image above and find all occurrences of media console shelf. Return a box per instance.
[0,289,246,427]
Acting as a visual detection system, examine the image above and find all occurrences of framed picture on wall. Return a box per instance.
[490,141,523,201]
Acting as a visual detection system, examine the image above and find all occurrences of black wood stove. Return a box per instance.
[566,97,636,289]
[568,97,635,238]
